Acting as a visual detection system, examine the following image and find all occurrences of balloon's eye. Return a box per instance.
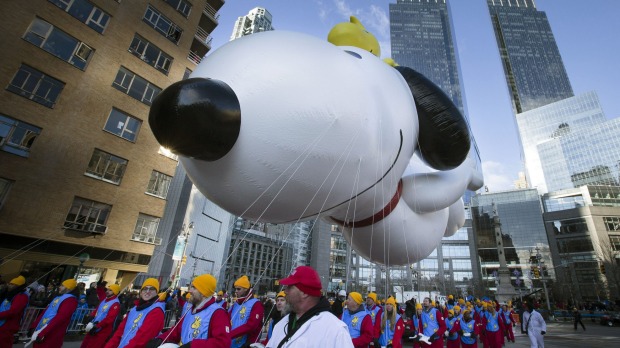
[344,50,362,59]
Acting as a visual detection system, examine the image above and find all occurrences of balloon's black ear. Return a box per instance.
[395,66,470,170]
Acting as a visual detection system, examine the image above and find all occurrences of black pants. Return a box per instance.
[574,319,585,330]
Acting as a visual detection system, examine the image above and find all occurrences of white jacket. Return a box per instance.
[522,310,546,333]
[266,311,354,348]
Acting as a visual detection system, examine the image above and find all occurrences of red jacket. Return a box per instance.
[80,295,121,348]
[386,316,405,348]
[158,297,231,348]
[367,305,383,339]
[0,291,29,334]
[104,300,164,348]
[352,315,374,348]
[32,293,78,348]
[417,307,446,348]
[229,296,264,345]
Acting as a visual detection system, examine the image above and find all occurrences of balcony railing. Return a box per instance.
[187,50,202,65]
[195,27,213,47]
[203,3,220,22]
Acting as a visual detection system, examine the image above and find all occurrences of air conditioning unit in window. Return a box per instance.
[86,223,107,234]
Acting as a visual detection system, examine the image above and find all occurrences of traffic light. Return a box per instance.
[600,263,606,274]
[533,268,540,278]
[181,255,187,265]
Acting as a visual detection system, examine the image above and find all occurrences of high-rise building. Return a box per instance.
[542,185,620,301]
[230,7,273,41]
[390,0,464,114]
[471,189,553,298]
[389,0,481,297]
[487,0,573,115]
[0,0,224,289]
[516,91,607,193]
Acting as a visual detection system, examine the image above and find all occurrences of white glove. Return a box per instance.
[159,344,180,348]
[25,325,46,348]
[463,332,471,337]
[85,322,94,332]
[249,344,266,348]
[444,331,449,337]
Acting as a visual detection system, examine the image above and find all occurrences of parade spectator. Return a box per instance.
[573,307,585,331]
[378,296,404,348]
[105,278,165,348]
[86,282,100,308]
[29,285,47,308]
[459,309,479,348]
[521,301,546,348]
[96,279,108,302]
[264,265,352,347]
[229,275,264,348]
[81,284,121,348]
[415,297,446,347]
[365,292,383,346]
[77,282,86,297]
[0,276,29,347]
[30,278,79,348]
[342,291,373,348]
[70,295,89,330]
[148,274,230,348]
[331,289,346,318]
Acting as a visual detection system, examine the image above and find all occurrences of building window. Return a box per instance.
[48,0,111,33]
[112,66,161,105]
[85,148,128,184]
[182,67,192,80]
[609,235,620,251]
[146,170,172,199]
[131,213,161,244]
[158,146,178,160]
[24,18,93,70]
[103,108,141,142]
[63,197,111,234]
[0,114,41,157]
[603,217,620,232]
[0,178,13,210]
[7,65,65,108]
[143,5,182,44]
[163,0,192,17]
[128,34,173,74]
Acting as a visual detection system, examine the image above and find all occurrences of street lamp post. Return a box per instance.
[76,252,90,280]
[173,222,194,288]
[535,248,552,315]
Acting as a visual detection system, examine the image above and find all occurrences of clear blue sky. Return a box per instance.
[207,0,620,192]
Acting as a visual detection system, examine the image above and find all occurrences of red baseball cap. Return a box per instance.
[279,266,322,297]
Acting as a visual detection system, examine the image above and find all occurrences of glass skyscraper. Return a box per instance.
[487,0,573,115]
[389,0,481,297]
[516,91,607,193]
[471,189,553,296]
[390,0,464,113]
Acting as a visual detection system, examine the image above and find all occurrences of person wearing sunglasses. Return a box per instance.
[105,278,165,348]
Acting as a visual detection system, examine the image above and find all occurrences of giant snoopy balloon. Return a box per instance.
[149,17,483,265]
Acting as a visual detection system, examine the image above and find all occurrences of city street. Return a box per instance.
[12,320,620,347]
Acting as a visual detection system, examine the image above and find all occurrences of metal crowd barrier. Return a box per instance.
[17,307,176,339]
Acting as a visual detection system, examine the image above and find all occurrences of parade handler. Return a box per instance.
[30,278,79,348]
[105,278,165,348]
[229,275,264,348]
[415,297,446,347]
[147,274,230,348]
[0,276,29,348]
[81,284,121,348]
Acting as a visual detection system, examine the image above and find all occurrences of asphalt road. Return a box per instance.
[12,320,620,347]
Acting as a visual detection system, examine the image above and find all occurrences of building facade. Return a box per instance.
[542,185,620,302]
[223,227,293,294]
[230,7,273,41]
[487,0,573,115]
[515,91,607,193]
[471,189,553,299]
[0,0,224,289]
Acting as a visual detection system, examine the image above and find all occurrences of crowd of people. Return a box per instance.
[0,268,551,347]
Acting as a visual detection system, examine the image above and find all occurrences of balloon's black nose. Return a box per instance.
[148,78,241,161]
